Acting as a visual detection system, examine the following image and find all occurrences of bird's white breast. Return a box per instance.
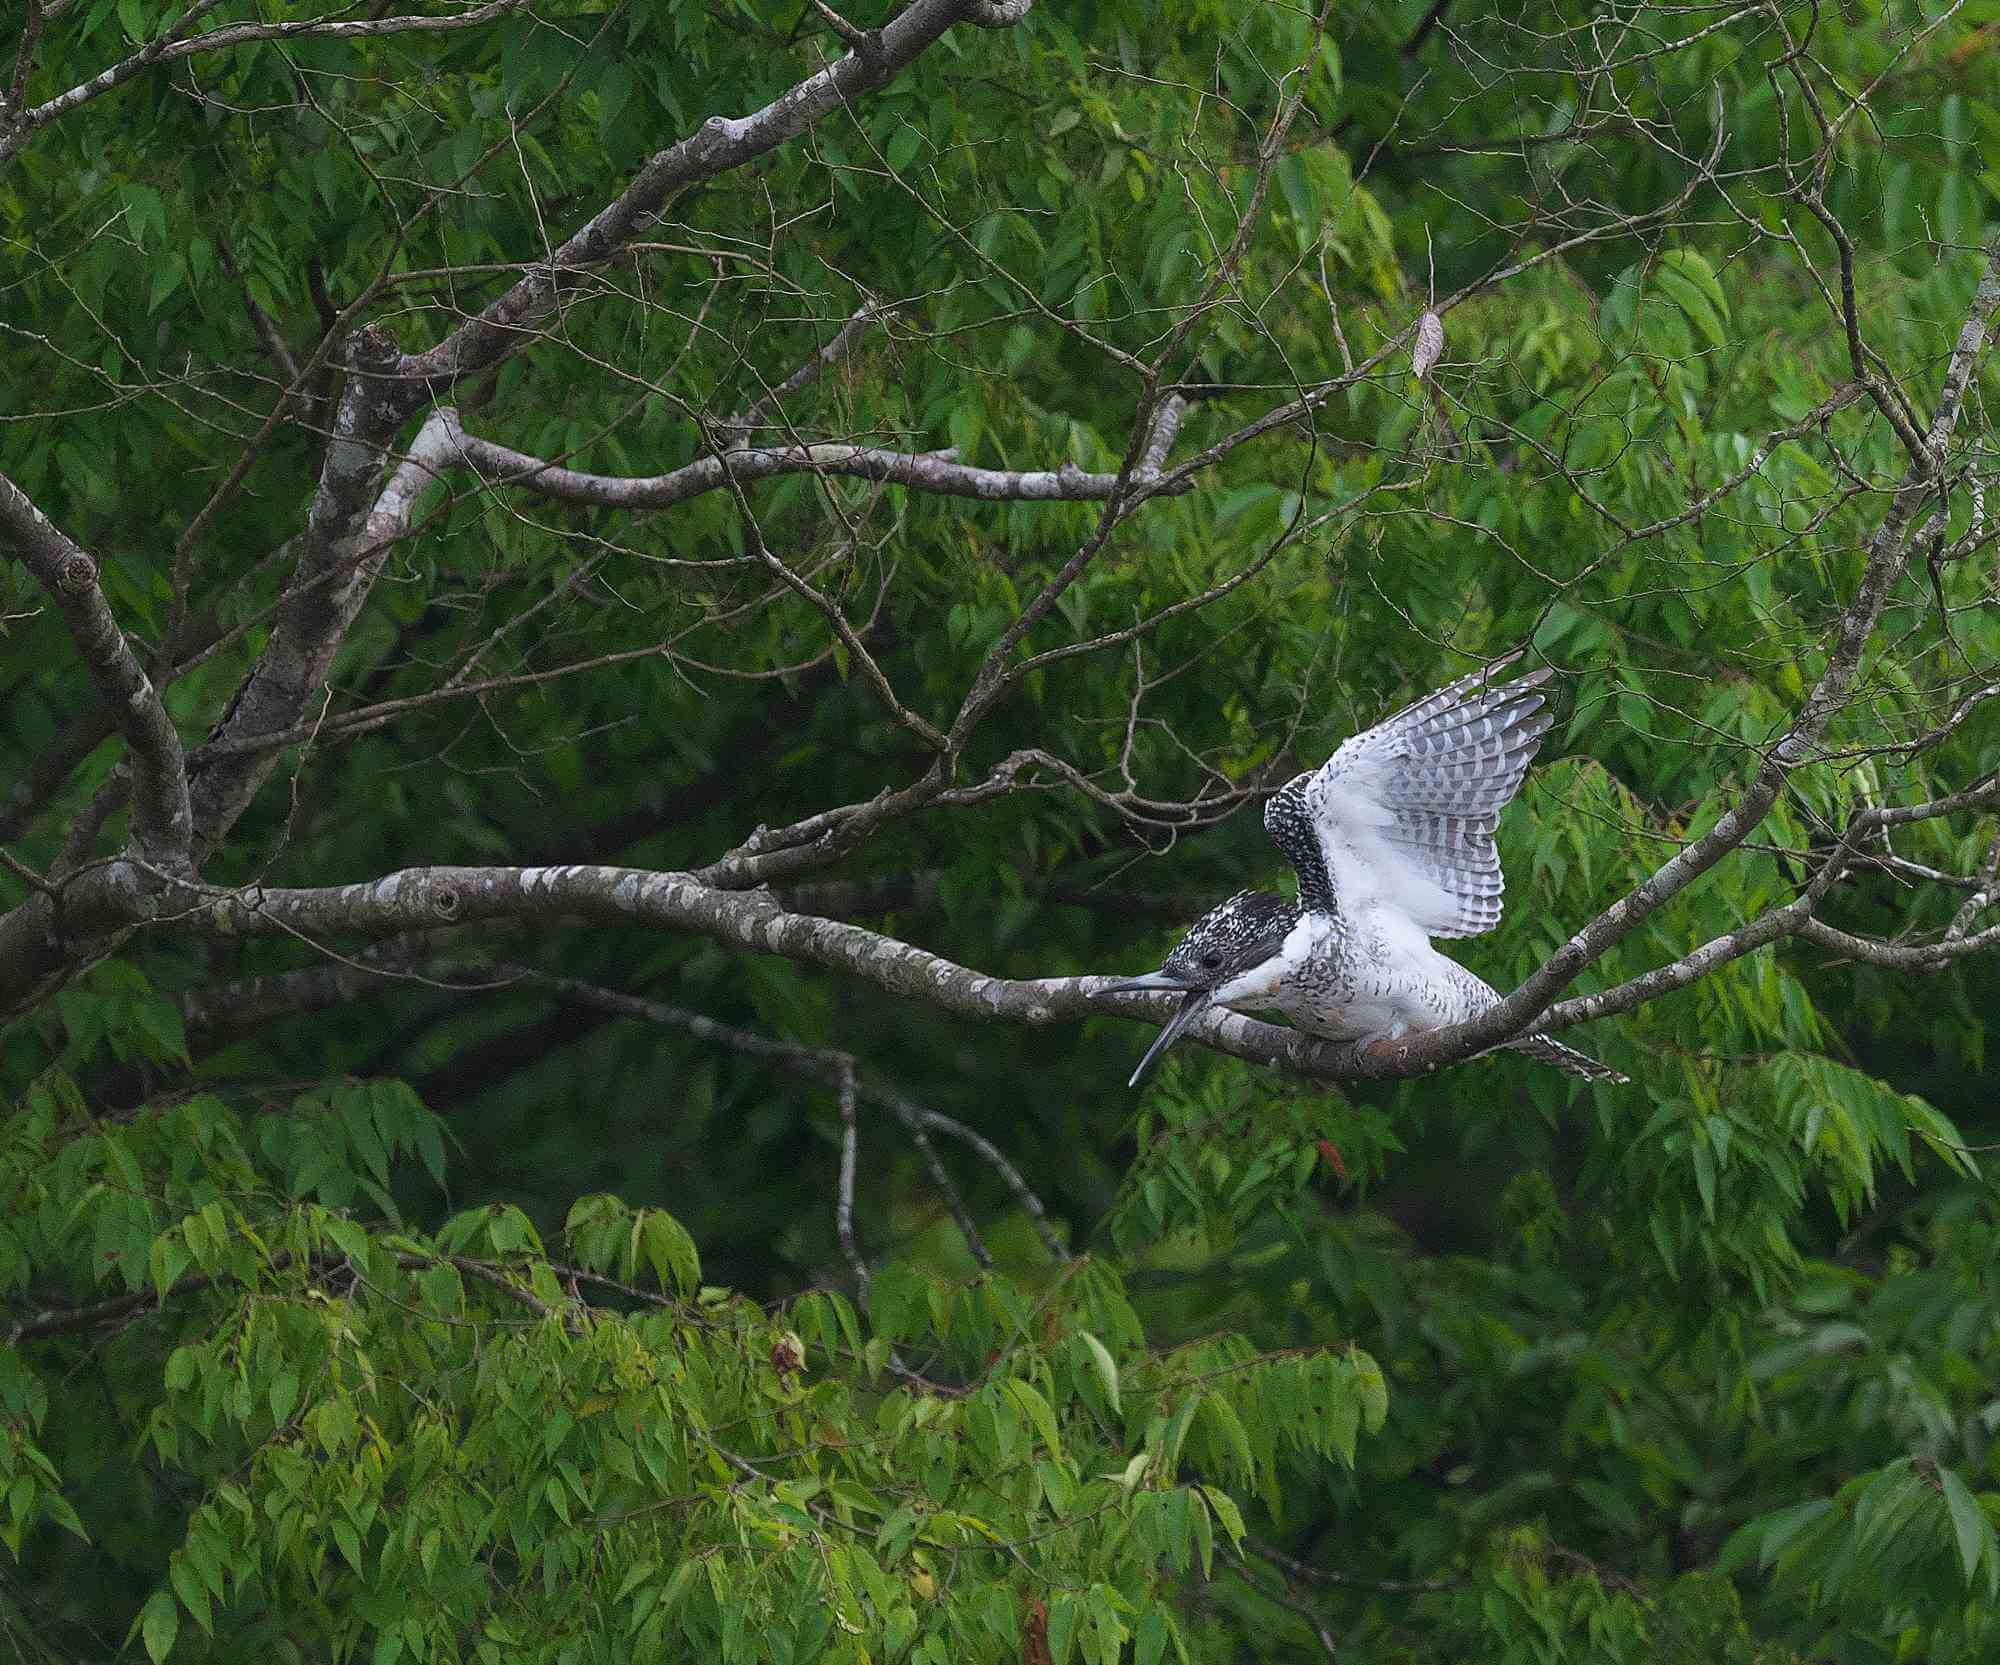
[1243,906,1490,1042]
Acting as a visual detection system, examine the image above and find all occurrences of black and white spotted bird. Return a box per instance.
[1097,651,1626,1087]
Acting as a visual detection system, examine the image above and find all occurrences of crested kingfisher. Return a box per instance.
[1096,651,1626,1087]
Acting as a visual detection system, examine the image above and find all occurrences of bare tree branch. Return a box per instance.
[3,858,1359,1075]
[437,408,1191,507]
[726,300,899,445]
[835,1057,869,1294]
[0,472,191,875]
[900,1104,1069,1263]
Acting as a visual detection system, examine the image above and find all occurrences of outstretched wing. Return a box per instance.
[1263,651,1553,938]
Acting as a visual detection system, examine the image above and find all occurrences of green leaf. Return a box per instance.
[169,1558,212,1636]
[1658,249,1729,325]
[885,124,924,174]
[140,1591,178,1664]
[639,1211,699,1293]
[1078,1330,1119,1415]
[41,1491,88,1542]
[333,1518,364,1574]
[1005,1377,1064,1463]
[1111,1451,1150,1495]
[596,61,633,135]
[163,1347,197,1393]
[868,1261,930,1343]
[1196,1394,1253,1485]
[268,1370,299,1426]
[1048,1592,1082,1665]
[1350,1349,1388,1433]
[1325,1380,1360,1469]
[421,1261,463,1313]
[1600,263,1643,337]
[1758,1499,1832,1567]
[1199,1485,1245,1548]
[150,1232,191,1302]
[325,1216,372,1263]
[1691,1130,1717,1219]
[1940,1468,1989,1585]
[485,1205,533,1255]
[1655,260,1727,352]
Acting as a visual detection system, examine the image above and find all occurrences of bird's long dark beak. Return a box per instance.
[1092,971,1215,1088]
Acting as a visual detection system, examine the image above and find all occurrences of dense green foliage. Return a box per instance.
[5,1,2000,1661]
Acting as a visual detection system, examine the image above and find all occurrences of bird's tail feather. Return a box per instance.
[1505,1033,1629,1084]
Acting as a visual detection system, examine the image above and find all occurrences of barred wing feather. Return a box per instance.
[1272,652,1554,939]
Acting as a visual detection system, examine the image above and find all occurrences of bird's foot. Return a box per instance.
[1345,1025,1411,1065]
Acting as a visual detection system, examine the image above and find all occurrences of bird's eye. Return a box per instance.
[1200,950,1224,970]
